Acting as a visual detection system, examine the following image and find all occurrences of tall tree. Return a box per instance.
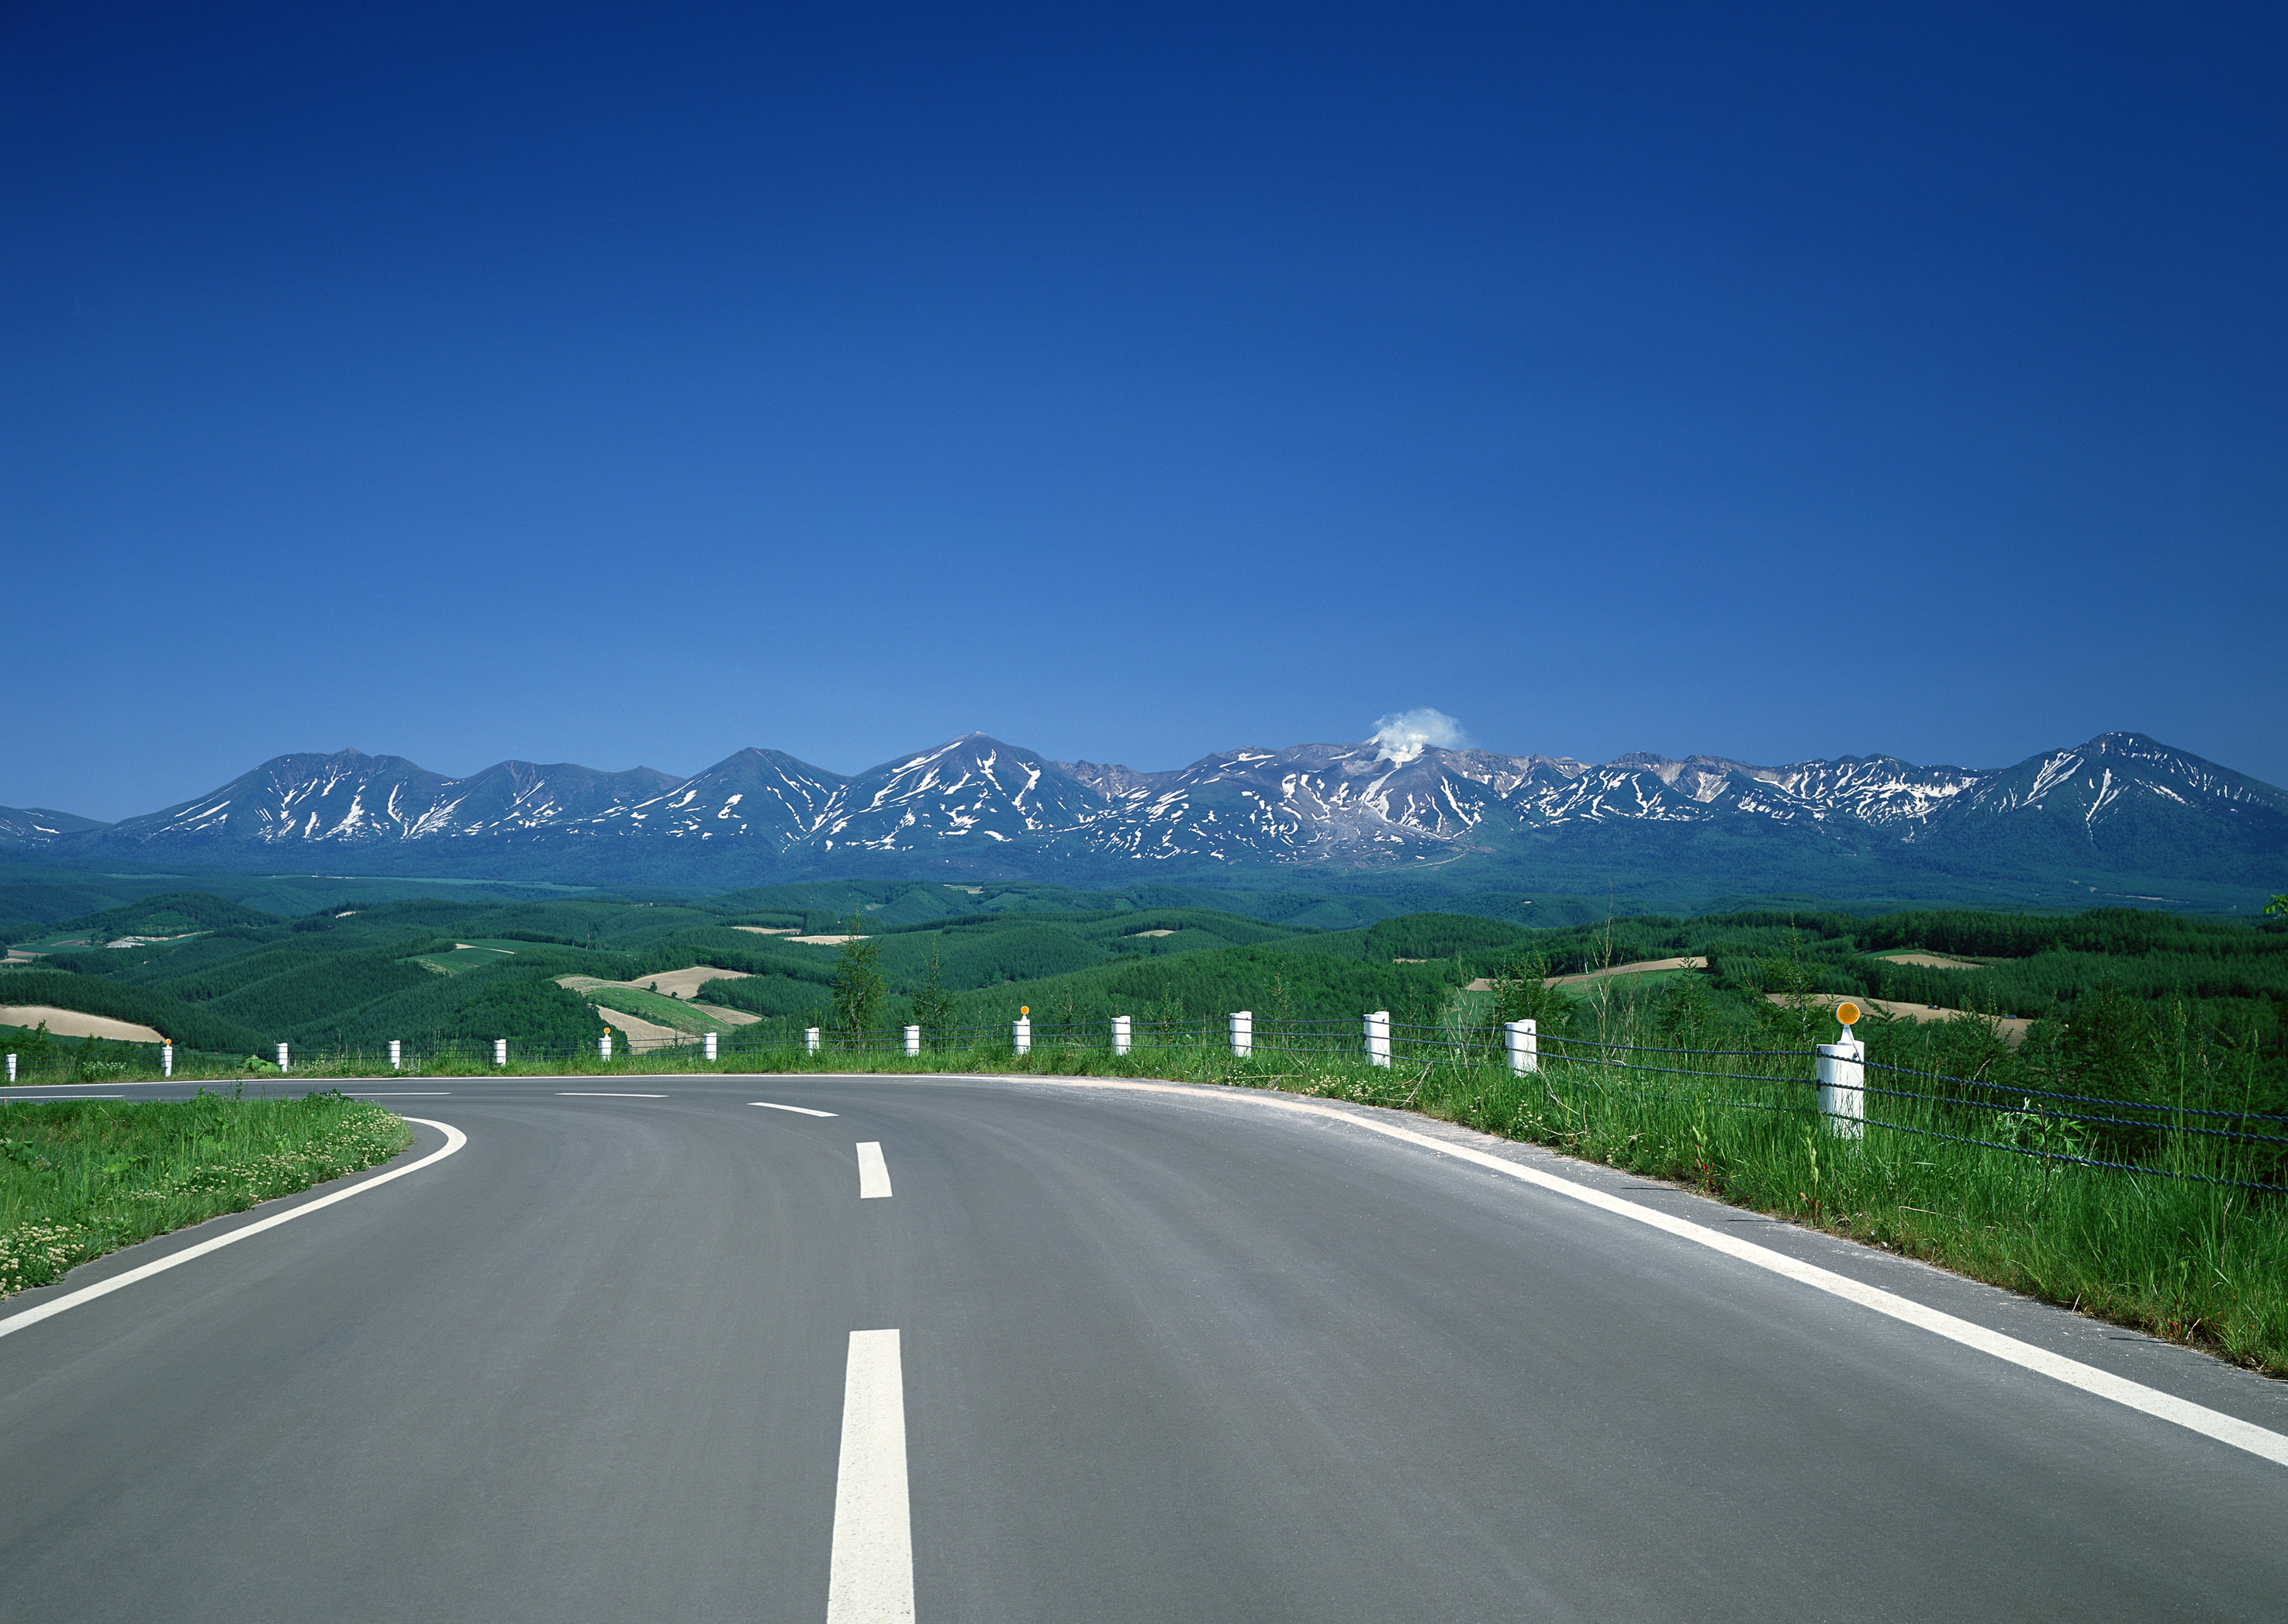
[910,940,954,1044]
[830,907,885,1040]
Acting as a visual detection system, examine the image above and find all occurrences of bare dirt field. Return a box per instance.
[556,969,762,1032]
[1875,952,1990,969]
[0,1006,168,1044]
[731,926,797,936]
[593,1006,689,1049]
[618,966,754,1000]
[561,966,755,1002]
[1769,992,2032,1043]
[1458,956,1706,993]
[1547,956,1706,987]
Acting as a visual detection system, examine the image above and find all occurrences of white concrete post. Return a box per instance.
[7,1053,16,1083]
[161,1042,174,1078]
[389,1038,402,1070]
[903,1025,919,1058]
[1365,1011,1391,1068]
[494,1038,508,1066]
[277,1042,289,1073]
[704,1031,719,1062]
[805,1027,821,1055]
[599,1032,612,1062]
[1112,1014,1131,1056]
[1503,1018,1539,1075]
[1816,1039,1866,1139]
[1013,1017,1032,1056]
[1229,1011,1253,1059]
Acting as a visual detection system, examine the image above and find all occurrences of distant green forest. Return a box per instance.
[4,876,2280,1124]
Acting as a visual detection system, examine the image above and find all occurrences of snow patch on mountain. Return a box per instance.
[16,730,2280,890]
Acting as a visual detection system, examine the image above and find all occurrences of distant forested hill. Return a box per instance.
[11,886,2272,1128]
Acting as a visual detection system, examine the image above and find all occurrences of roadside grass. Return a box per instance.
[0,1094,410,1300]
[10,1039,2283,1377]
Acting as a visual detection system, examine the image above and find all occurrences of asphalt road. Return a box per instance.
[2,1071,2284,1622]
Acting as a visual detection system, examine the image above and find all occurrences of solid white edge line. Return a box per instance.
[0,1081,173,1090]
[826,1328,914,1624]
[1032,1076,2288,1470]
[749,1101,838,1118]
[0,1117,468,1342]
[855,1141,893,1199]
[555,1091,669,1098]
[5,1095,126,1101]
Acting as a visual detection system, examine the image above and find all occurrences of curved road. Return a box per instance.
[2,1072,2283,1621]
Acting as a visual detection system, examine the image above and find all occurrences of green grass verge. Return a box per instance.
[0,1093,412,1299]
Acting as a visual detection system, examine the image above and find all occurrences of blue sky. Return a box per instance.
[5,2,2282,820]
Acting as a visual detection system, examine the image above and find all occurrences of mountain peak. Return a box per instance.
[8,731,2275,904]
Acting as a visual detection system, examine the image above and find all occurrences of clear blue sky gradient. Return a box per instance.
[5,2,2282,821]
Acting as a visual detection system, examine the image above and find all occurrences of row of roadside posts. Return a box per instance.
[267,1032,731,1070]
[4,1045,182,1081]
[776,1012,1548,1071]
[776,1004,1863,1142]
[3,1012,1861,1137]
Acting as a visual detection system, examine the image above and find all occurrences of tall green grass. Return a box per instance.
[0,1093,410,1298]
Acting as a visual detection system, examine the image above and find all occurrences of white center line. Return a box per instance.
[750,1101,838,1118]
[827,1329,914,1624]
[555,1091,669,1098]
[855,1142,893,1199]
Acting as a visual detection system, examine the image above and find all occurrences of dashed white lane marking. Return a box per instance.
[555,1091,669,1098]
[1035,1076,2288,1470]
[0,1118,468,1342]
[751,1101,838,1118]
[826,1329,914,1623]
[855,1142,893,1199]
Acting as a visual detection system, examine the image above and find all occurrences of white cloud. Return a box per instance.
[1370,708,1467,764]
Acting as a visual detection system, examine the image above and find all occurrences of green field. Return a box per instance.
[411,939,541,973]
[579,983,738,1035]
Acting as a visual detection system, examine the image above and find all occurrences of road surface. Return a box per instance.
[2,1070,2283,1621]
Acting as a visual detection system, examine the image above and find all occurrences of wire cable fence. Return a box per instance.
[6,1009,2278,1195]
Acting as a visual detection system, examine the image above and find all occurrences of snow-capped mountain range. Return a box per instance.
[3,731,2281,903]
